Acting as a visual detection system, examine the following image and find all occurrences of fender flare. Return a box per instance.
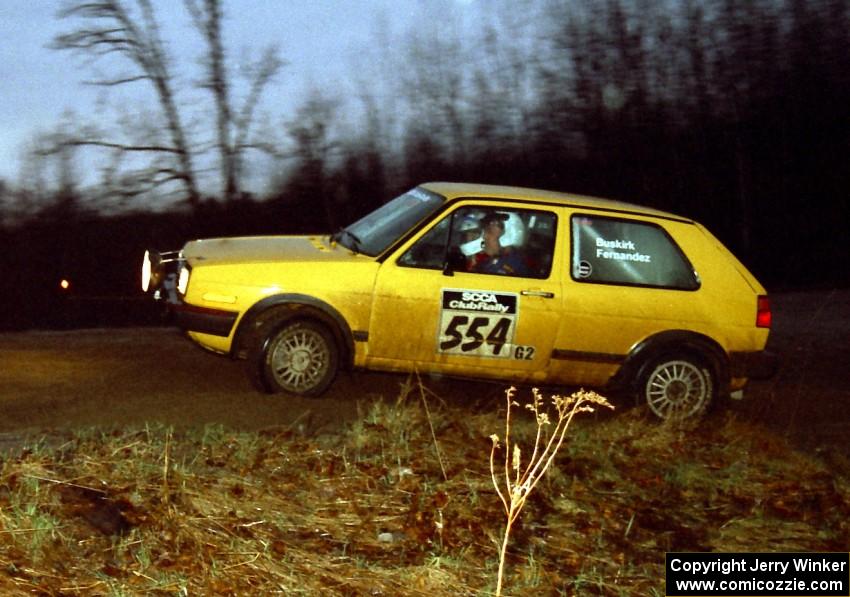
[608,330,731,396]
[232,294,355,370]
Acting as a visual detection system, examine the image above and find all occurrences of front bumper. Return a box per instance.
[143,249,237,338]
[172,302,238,338]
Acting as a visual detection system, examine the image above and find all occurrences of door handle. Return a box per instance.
[521,290,555,298]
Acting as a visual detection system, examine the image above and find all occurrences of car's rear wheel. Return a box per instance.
[256,319,339,396]
[638,355,714,420]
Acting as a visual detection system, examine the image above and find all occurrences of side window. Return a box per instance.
[398,206,557,279]
[397,216,451,270]
[570,215,699,290]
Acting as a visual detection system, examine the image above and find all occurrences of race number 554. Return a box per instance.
[439,314,512,357]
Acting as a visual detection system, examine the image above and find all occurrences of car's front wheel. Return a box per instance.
[638,355,714,420]
[255,319,339,396]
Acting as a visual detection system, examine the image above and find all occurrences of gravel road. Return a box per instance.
[1,290,848,455]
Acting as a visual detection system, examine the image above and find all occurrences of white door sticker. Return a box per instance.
[437,290,518,358]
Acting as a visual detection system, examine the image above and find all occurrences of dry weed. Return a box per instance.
[0,385,846,595]
[489,387,613,596]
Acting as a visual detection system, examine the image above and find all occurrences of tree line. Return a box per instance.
[1,0,848,328]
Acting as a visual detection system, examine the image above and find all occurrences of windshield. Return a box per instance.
[338,187,445,256]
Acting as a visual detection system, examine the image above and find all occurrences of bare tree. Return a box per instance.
[53,0,201,206]
[184,0,283,202]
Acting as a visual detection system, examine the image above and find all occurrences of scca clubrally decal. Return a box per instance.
[437,289,518,358]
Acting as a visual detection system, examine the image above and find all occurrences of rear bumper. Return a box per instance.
[730,350,778,380]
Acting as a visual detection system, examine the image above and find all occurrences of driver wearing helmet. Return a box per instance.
[460,211,530,276]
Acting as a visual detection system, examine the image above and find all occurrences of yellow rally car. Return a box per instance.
[142,182,776,419]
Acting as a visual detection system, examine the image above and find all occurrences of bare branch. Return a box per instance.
[83,74,150,86]
[62,139,183,153]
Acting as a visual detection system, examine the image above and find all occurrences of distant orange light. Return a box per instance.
[60,279,71,290]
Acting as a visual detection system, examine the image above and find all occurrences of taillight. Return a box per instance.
[756,295,771,328]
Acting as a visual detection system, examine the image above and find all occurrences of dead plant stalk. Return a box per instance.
[489,387,612,596]
[162,428,171,505]
[416,371,448,482]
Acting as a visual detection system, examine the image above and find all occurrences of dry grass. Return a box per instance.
[1,382,847,596]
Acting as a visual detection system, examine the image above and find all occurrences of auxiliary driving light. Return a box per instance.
[177,265,190,295]
[141,250,153,292]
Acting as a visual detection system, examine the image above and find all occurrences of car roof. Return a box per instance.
[420,182,693,223]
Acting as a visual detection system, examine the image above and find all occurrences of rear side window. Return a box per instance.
[571,215,699,290]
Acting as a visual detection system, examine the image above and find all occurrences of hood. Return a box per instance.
[182,235,358,266]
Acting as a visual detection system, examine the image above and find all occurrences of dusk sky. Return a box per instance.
[0,1,482,186]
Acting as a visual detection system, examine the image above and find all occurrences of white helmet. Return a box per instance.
[498,212,526,248]
[457,211,484,257]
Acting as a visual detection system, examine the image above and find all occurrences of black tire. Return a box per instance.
[252,319,339,397]
[636,354,714,420]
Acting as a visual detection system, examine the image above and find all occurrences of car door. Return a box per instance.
[365,202,563,383]
[546,210,705,387]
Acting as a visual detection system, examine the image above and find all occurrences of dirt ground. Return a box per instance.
[1,290,848,456]
[726,289,850,454]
